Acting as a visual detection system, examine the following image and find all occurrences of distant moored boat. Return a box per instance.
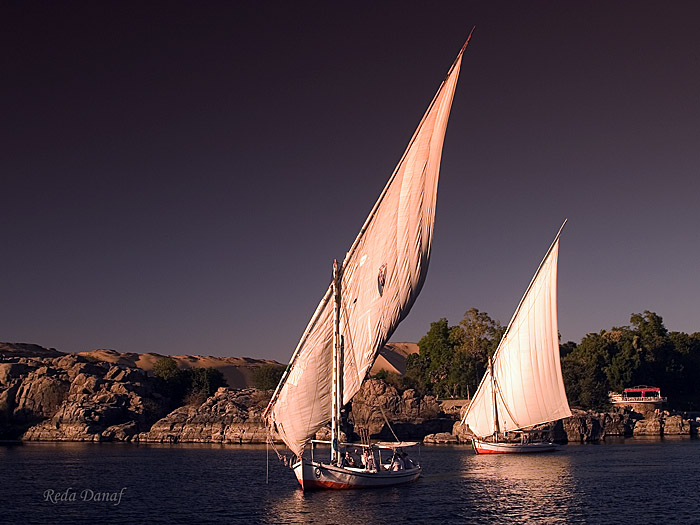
[609,386,666,416]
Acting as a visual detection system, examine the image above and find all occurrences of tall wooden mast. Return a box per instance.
[331,259,343,465]
[490,356,500,440]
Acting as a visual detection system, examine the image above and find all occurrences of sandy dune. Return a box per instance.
[370,342,419,376]
[77,349,283,389]
[80,342,417,386]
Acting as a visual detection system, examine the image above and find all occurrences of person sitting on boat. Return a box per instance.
[363,448,375,472]
[401,452,415,469]
[390,453,404,471]
[344,451,356,467]
[353,449,363,468]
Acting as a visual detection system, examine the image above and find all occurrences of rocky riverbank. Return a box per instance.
[135,388,269,444]
[1,344,170,441]
[2,343,697,445]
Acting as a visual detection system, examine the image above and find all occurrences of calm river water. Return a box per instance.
[1,438,698,524]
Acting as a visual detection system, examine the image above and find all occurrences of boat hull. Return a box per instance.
[292,459,421,490]
[472,438,556,454]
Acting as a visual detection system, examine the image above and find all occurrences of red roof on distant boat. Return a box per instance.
[623,386,660,393]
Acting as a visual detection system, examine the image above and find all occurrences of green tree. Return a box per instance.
[559,341,577,358]
[152,357,190,402]
[456,308,503,360]
[152,357,182,382]
[252,364,286,391]
[452,308,504,398]
[370,370,418,393]
[190,367,227,396]
[416,318,456,397]
[560,331,615,409]
[405,318,456,397]
[404,353,427,393]
[152,357,228,406]
[629,311,677,390]
[406,310,504,399]
[669,331,700,408]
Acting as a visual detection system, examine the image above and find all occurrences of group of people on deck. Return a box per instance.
[341,448,375,471]
[389,451,415,471]
[340,447,415,472]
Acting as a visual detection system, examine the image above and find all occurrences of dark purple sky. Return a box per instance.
[3,2,700,361]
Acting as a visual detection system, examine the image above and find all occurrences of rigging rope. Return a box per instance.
[495,377,521,432]
[351,398,402,443]
[267,431,291,468]
[266,431,269,485]
[377,404,401,443]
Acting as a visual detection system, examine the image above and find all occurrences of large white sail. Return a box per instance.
[462,226,572,438]
[266,41,468,458]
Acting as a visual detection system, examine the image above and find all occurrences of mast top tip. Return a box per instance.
[460,26,476,54]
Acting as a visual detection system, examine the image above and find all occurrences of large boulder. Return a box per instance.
[633,416,662,436]
[663,415,691,435]
[0,363,34,386]
[423,432,458,444]
[0,353,169,441]
[13,369,70,421]
[560,412,603,442]
[599,411,635,437]
[554,409,637,442]
[452,420,474,443]
[348,379,451,441]
[136,388,271,444]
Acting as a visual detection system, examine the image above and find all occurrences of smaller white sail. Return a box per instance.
[463,224,572,438]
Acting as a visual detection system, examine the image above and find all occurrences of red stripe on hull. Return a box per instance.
[474,447,513,454]
[300,479,354,490]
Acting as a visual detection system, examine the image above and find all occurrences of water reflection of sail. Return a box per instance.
[459,453,581,522]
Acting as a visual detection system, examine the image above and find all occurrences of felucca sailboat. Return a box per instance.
[462,221,572,454]
[263,33,473,490]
